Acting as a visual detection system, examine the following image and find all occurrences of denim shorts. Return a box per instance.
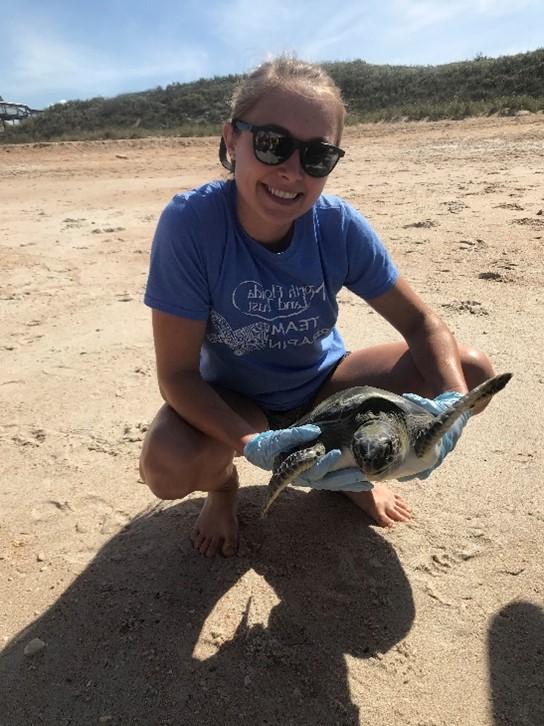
[262,352,350,430]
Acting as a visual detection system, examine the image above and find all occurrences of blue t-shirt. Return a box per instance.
[144,180,398,409]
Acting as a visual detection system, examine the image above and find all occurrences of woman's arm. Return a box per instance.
[367,276,469,395]
[151,309,258,454]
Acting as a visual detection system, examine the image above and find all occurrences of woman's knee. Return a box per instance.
[459,344,495,387]
[139,428,193,500]
[139,414,231,500]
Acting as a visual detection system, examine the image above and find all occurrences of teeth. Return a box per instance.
[267,186,299,200]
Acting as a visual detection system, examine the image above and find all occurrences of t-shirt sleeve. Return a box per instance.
[343,207,399,299]
[144,197,210,319]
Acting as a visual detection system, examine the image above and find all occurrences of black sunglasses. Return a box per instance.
[228,119,345,178]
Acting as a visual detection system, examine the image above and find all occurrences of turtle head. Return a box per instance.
[351,417,405,480]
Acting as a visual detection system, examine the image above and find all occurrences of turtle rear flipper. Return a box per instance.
[414,372,512,457]
[262,443,326,517]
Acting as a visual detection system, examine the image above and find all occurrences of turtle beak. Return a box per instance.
[352,423,396,479]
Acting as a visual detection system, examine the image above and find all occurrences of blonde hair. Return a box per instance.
[219,55,346,171]
[231,55,345,142]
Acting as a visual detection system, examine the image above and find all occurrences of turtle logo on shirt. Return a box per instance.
[206,310,270,356]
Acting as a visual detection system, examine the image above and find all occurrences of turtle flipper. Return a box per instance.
[414,372,512,457]
[261,443,326,517]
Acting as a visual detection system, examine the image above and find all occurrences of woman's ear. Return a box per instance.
[219,121,236,172]
[222,121,236,161]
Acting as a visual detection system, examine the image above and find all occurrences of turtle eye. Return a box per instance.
[383,440,395,462]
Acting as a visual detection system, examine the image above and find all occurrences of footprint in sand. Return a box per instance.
[458,239,488,250]
[402,219,438,229]
[91,226,125,234]
[122,422,149,444]
[31,499,74,522]
[133,365,151,377]
[11,428,47,448]
[478,271,507,282]
[61,218,87,229]
[443,200,468,214]
[511,217,544,229]
[70,494,131,536]
[86,434,119,457]
[441,300,489,316]
[494,202,525,211]
[418,540,486,579]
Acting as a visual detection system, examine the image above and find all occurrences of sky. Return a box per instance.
[2,0,543,109]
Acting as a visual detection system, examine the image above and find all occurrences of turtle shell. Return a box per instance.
[297,385,433,430]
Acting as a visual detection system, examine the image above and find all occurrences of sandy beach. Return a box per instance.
[1,115,543,725]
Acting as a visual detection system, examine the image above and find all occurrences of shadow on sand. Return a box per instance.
[488,600,544,726]
[1,486,415,725]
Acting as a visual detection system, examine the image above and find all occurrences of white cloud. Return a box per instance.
[390,0,540,33]
[378,0,542,56]
[3,19,210,105]
[204,0,374,66]
[203,0,542,70]
[472,0,537,15]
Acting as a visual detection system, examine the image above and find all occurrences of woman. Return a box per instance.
[140,56,494,556]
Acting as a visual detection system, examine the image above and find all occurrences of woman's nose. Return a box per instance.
[277,150,304,180]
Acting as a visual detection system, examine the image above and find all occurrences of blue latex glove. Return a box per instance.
[244,426,372,492]
[400,391,471,480]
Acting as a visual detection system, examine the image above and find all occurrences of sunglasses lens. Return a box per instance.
[253,129,294,165]
[242,121,342,177]
[302,143,340,177]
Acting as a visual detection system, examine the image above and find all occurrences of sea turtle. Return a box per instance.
[262,372,512,516]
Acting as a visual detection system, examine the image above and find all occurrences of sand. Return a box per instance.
[1,115,543,725]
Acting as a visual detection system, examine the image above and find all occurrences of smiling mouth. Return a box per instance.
[264,184,302,201]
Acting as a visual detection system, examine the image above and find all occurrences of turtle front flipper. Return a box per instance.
[261,442,326,517]
[414,372,512,457]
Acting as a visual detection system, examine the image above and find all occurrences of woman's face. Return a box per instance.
[224,88,340,247]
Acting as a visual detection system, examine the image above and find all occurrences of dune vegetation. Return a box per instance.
[2,48,543,143]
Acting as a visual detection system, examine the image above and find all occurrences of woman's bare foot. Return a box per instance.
[190,469,239,557]
[344,483,412,528]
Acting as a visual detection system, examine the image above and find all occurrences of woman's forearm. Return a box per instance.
[158,371,258,454]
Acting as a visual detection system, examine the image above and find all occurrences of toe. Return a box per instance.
[204,537,221,557]
[190,528,203,549]
[199,537,214,555]
[386,505,410,523]
[375,509,397,528]
[395,501,413,520]
[222,537,238,557]
[193,533,210,554]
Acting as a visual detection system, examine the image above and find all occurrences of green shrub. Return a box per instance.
[2,50,542,143]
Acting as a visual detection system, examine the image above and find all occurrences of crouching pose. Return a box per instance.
[140,56,494,556]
